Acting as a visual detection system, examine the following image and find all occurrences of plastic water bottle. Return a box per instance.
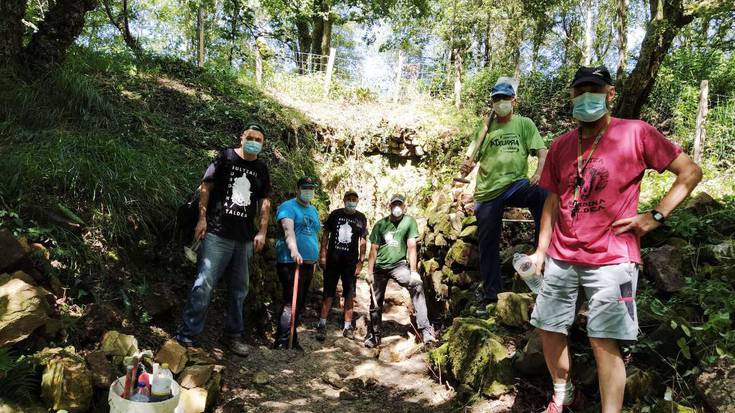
[149,363,174,401]
[130,382,150,402]
[512,253,542,294]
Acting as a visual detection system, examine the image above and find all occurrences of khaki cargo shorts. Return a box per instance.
[530,257,639,341]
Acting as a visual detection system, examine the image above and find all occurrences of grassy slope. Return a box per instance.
[0,48,322,321]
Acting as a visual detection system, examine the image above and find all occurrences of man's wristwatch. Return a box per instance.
[650,210,666,224]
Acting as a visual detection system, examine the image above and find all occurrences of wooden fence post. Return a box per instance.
[693,79,709,164]
[322,48,337,99]
[393,51,404,103]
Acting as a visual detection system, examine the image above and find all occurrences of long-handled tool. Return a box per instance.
[454,109,495,184]
[288,265,301,349]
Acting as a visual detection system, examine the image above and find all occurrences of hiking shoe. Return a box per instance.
[422,328,438,345]
[174,334,196,348]
[364,333,381,348]
[316,324,327,342]
[224,336,250,357]
[342,326,355,339]
[544,389,586,413]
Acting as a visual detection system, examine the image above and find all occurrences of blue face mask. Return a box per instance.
[243,140,262,155]
[299,189,315,203]
[572,92,608,122]
[345,201,358,211]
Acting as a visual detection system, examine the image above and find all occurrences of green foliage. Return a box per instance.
[0,348,39,404]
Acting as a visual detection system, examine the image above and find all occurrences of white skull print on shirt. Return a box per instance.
[230,175,252,207]
[337,222,353,244]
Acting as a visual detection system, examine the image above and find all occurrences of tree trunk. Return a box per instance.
[320,18,332,70]
[101,0,140,53]
[0,0,27,67]
[583,0,594,65]
[295,19,311,74]
[453,48,462,109]
[228,1,239,67]
[197,5,205,67]
[615,0,628,91]
[693,80,709,163]
[23,0,99,71]
[613,0,693,119]
[310,16,324,71]
[483,10,491,68]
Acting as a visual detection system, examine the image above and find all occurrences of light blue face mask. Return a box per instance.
[299,189,315,202]
[345,201,358,211]
[243,140,263,155]
[572,92,608,122]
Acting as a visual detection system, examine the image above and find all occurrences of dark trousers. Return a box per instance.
[476,179,547,301]
[368,261,431,337]
[275,263,314,347]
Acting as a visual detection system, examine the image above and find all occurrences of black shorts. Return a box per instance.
[323,260,357,299]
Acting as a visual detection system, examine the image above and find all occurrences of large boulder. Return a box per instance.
[683,192,720,214]
[696,357,735,413]
[643,245,687,293]
[513,329,545,376]
[0,271,52,346]
[100,330,138,357]
[0,229,27,273]
[429,317,512,398]
[624,367,655,403]
[180,364,215,389]
[85,350,114,388]
[38,347,94,412]
[700,240,735,265]
[496,292,534,328]
[155,339,189,374]
[445,239,479,268]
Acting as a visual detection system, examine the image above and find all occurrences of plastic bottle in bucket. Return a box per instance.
[150,363,173,402]
[512,253,542,294]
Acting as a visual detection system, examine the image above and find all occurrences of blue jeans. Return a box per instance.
[476,179,547,301]
[177,232,253,339]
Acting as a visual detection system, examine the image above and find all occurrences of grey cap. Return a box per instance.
[389,194,405,205]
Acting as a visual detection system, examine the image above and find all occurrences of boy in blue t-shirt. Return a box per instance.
[274,176,321,349]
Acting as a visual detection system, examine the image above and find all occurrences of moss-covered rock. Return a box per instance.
[449,286,473,315]
[422,258,440,275]
[496,292,534,328]
[445,239,479,268]
[459,225,478,243]
[441,266,473,289]
[38,347,93,412]
[651,400,696,413]
[462,215,477,228]
[429,317,512,398]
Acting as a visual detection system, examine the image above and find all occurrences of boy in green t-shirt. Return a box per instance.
[460,80,548,309]
[364,194,436,348]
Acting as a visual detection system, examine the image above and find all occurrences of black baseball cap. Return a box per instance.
[297,176,318,188]
[344,190,358,198]
[570,66,613,88]
[244,123,265,134]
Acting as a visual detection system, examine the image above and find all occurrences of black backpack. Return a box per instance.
[176,186,201,245]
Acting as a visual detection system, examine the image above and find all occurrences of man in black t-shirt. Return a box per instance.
[175,124,271,357]
[316,190,368,341]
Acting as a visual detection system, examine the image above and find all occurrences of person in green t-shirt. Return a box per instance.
[459,80,548,308]
[364,194,436,348]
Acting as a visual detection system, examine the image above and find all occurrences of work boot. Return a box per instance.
[342,325,355,340]
[364,333,381,348]
[174,334,197,348]
[224,336,250,357]
[422,327,438,346]
[316,323,327,342]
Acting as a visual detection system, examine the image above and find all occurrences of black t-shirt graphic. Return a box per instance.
[202,149,271,241]
[324,208,368,264]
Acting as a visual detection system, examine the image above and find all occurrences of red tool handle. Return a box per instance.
[288,265,300,349]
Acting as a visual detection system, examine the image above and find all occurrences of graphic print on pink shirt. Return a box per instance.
[539,117,682,266]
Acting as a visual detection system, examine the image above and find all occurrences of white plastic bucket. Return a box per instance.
[108,376,182,413]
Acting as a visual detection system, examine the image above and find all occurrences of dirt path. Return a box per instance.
[199,279,457,412]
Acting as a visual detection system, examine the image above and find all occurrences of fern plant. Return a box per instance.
[0,347,39,403]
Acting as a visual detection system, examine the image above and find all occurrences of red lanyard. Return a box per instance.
[571,122,609,217]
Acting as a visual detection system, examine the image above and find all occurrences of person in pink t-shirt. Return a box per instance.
[529,66,702,413]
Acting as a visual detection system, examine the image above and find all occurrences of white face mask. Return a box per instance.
[299,189,314,203]
[492,100,513,117]
[392,206,403,218]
